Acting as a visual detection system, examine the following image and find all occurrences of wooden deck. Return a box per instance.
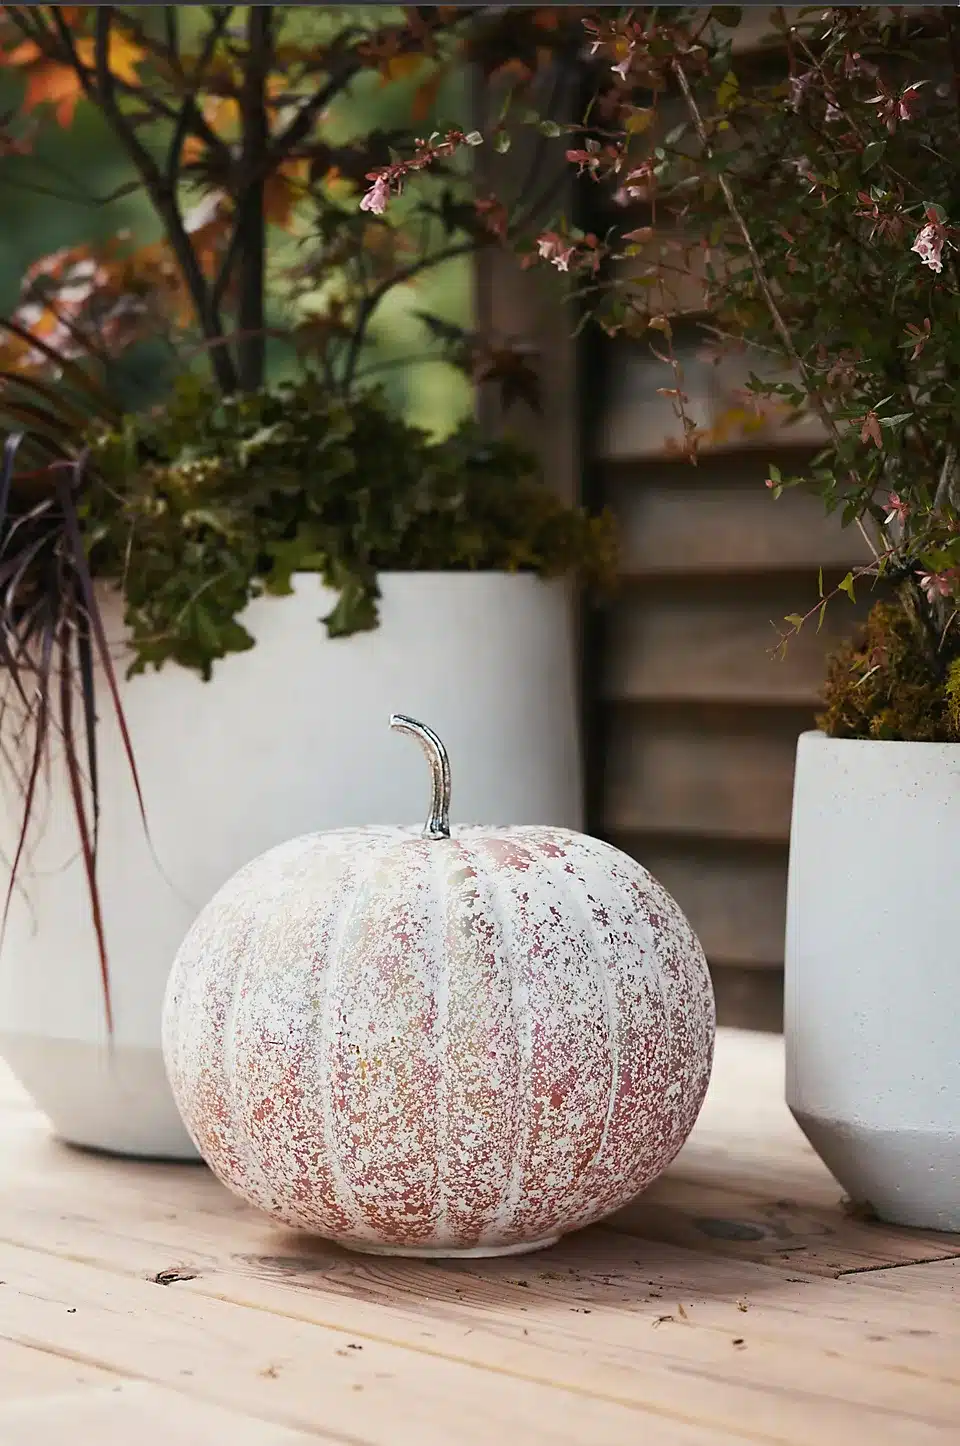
[0,1028,957,1445]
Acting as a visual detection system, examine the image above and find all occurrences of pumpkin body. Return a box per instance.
[162,824,715,1256]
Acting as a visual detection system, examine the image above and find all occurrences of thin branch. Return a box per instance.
[164,6,236,182]
[934,443,959,512]
[673,57,880,560]
[233,5,273,391]
[83,7,237,394]
[339,237,480,391]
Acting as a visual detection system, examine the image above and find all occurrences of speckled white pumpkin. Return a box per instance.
[162,717,715,1257]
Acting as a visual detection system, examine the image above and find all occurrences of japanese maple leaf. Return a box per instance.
[15,30,144,128]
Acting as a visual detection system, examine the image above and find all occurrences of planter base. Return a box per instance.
[0,1035,199,1161]
[346,1235,562,1259]
[793,1109,960,1233]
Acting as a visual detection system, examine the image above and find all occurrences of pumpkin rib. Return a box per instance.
[541,840,622,1226]
[316,839,383,1242]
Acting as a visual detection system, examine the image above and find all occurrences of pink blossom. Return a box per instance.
[898,83,923,121]
[884,492,909,526]
[536,232,576,271]
[912,223,945,273]
[788,71,812,112]
[611,44,634,81]
[359,175,391,215]
[918,570,956,601]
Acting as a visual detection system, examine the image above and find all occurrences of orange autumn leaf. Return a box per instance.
[202,95,242,136]
[23,61,83,128]
[264,160,310,229]
[74,31,145,87]
[181,135,206,167]
[15,29,144,128]
[380,52,426,86]
[5,40,41,65]
[411,65,445,123]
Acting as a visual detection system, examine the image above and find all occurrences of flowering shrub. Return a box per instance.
[390,6,960,741]
[578,7,960,738]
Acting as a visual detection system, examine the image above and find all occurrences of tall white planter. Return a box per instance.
[785,730,960,1231]
[0,572,582,1159]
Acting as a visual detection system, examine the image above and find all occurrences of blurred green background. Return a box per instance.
[0,4,474,436]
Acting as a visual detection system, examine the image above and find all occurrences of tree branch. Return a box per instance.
[83,7,237,394]
[339,237,481,391]
[673,57,879,561]
[231,5,273,392]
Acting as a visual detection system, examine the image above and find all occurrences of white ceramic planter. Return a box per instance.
[0,572,582,1159]
[785,730,960,1231]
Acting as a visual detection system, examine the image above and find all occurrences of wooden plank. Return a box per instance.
[474,62,580,506]
[0,1379,323,1446]
[847,1258,960,1298]
[603,456,871,576]
[597,338,828,462]
[0,1337,125,1406]
[4,1216,960,1446]
[0,1042,959,1442]
[0,1237,876,1446]
[603,591,867,708]
[611,837,789,968]
[602,709,802,841]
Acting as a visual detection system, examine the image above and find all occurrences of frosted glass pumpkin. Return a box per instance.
[162,716,715,1258]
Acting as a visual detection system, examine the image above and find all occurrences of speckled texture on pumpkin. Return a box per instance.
[162,826,715,1255]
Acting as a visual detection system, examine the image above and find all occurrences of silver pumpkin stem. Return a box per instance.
[389,714,452,840]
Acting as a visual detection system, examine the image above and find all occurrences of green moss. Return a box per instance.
[818,598,960,742]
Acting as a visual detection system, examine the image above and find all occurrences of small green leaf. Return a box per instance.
[716,70,739,112]
[494,131,512,154]
[323,581,380,638]
[838,571,856,602]
[784,613,805,629]
[816,600,828,633]
[537,119,561,138]
[862,140,884,170]
[625,107,655,134]
[818,566,824,599]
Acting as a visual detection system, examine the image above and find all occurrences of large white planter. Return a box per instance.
[785,730,960,1231]
[0,572,582,1159]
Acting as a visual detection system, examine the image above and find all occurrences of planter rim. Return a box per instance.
[799,728,960,752]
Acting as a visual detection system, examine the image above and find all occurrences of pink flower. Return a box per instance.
[788,72,811,112]
[899,83,923,121]
[360,175,391,215]
[918,570,956,601]
[611,44,634,81]
[537,233,576,271]
[912,222,945,273]
[884,492,909,526]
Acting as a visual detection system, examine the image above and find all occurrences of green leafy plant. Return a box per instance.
[85,374,617,680]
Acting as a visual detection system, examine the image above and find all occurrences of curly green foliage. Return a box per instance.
[84,375,616,680]
[819,599,960,742]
